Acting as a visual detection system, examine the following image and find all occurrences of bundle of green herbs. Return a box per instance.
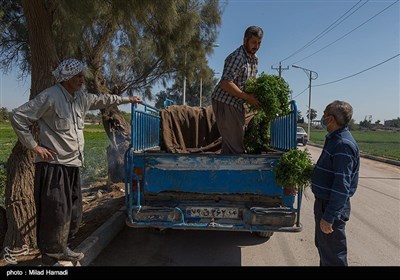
[273,149,314,192]
[243,73,291,153]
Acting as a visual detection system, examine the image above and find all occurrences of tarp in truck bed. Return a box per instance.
[161,105,221,153]
[160,105,255,154]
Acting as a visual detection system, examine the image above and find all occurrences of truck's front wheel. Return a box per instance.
[256,231,274,240]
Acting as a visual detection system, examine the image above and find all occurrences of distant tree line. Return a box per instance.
[296,108,399,129]
[0,107,9,122]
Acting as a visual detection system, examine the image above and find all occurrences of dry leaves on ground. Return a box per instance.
[0,181,125,266]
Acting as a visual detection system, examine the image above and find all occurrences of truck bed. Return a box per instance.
[124,102,302,234]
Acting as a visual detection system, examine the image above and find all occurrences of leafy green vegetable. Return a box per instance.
[244,73,291,153]
[244,72,291,119]
[244,110,270,154]
[273,149,314,192]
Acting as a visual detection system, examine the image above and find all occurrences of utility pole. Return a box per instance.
[271,62,289,78]
[292,64,318,141]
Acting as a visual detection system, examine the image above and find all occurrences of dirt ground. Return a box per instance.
[0,180,125,267]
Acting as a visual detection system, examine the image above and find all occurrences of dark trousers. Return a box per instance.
[314,198,350,266]
[212,99,245,154]
[34,162,82,255]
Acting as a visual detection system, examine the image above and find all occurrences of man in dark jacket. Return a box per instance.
[311,100,360,266]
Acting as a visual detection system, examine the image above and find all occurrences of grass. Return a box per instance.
[309,129,400,161]
[0,123,18,207]
[0,123,18,163]
[81,125,110,183]
[0,123,110,207]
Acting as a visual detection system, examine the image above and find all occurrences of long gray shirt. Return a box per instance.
[10,83,131,167]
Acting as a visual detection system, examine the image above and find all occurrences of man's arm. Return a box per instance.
[220,80,260,108]
[87,93,142,110]
[323,143,357,224]
[9,92,51,150]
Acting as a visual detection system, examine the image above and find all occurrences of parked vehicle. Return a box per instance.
[124,101,303,240]
[297,126,308,146]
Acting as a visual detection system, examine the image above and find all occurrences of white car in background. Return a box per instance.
[296,127,308,146]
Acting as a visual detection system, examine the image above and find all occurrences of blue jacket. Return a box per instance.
[311,127,360,224]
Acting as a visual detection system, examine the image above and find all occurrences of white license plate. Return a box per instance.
[186,207,239,219]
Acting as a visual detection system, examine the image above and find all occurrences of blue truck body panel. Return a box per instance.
[124,101,303,234]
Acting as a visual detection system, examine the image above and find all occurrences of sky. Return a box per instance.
[0,0,399,123]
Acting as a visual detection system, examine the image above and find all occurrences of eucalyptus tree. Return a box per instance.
[306,108,317,122]
[154,65,218,108]
[0,0,221,248]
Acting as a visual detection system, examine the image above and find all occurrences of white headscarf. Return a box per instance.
[52,59,85,83]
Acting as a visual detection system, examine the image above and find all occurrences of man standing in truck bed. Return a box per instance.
[211,26,262,154]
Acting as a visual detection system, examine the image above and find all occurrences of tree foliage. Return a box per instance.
[154,66,218,108]
[0,107,9,121]
[307,108,317,122]
[1,0,222,99]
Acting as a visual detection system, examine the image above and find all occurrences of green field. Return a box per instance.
[0,123,109,171]
[309,129,400,161]
[0,123,110,207]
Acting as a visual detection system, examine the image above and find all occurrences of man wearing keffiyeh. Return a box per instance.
[9,58,142,266]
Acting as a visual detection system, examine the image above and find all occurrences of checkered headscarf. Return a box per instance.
[52,59,84,83]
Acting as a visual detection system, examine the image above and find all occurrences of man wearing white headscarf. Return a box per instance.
[10,58,142,266]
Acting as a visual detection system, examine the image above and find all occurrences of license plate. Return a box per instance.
[186,207,239,219]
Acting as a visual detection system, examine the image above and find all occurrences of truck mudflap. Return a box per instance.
[125,204,302,233]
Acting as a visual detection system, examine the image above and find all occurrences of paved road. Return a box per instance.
[91,145,400,266]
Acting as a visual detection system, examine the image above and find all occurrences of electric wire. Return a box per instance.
[313,53,399,87]
[292,86,309,99]
[277,0,367,64]
[293,0,399,64]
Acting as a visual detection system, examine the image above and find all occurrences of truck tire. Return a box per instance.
[256,231,274,240]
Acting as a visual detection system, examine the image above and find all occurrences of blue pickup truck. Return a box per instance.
[124,101,302,239]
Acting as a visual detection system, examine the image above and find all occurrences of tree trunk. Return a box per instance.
[3,0,59,249]
[101,106,131,183]
[3,142,36,248]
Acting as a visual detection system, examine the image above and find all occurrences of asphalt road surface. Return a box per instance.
[91,145,400,266]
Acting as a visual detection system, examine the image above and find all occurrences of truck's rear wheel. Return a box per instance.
[256,231,274,240]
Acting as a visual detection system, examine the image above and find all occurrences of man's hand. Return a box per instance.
[32,145,57,161]
[129,96,142,103]
[320,218,334,234]
[245,93,261,108]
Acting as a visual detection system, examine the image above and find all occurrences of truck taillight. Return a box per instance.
[284,186,297,196]
[134,167,143,176]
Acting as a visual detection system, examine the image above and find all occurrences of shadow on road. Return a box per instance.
[91,227,269,266]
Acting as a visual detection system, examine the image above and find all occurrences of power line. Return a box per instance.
[278,0,367,64]
[293,0,399,64]
[314,53,399,87]
[292,86,309,99]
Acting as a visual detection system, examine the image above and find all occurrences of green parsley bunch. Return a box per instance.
[273,149,314,192]
[244,73,291,153]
